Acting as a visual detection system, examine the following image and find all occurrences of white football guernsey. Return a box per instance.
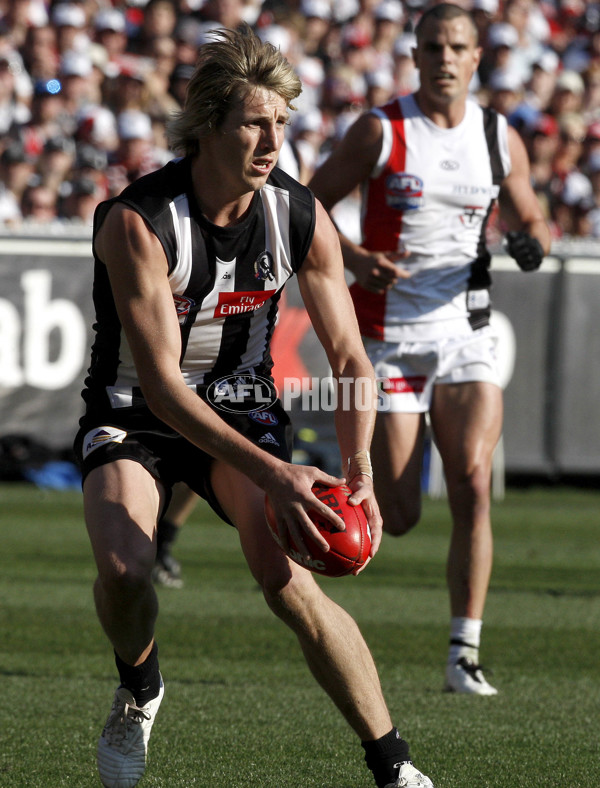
[350,93,511,342]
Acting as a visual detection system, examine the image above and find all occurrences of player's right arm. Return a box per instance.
[94,203,343,548]
[309,112,409,292]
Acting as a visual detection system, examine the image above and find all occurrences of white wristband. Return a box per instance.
[347,449,373,481]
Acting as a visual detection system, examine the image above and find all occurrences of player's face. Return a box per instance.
[414,16,481,108]
[212,87,289,193]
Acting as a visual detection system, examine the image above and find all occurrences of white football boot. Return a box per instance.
[97,676,164,788]
[385,761,435,787]
[444,656,498,695]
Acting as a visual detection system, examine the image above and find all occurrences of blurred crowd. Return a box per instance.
[1,0,600,239]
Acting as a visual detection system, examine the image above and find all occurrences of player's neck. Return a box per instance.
[190,158,254,227]
[414,91,467,129]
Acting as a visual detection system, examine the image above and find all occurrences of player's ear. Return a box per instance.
[473,46,483,71]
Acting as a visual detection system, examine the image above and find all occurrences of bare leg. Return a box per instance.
[371,411,426,536]
[163,481,199,526]
[430,381,502,620]
[84,459,166,665]
[211,462,393,741]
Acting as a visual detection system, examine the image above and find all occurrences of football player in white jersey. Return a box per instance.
[310,3,551,696]
[76,25,434,788]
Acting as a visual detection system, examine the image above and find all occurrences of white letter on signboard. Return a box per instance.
[0,299,24,387]
[22,270,87,390]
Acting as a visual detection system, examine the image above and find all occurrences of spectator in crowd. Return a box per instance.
[582,62,600,121]
[0,139,35,206]
[37,134,76,192]
[59,50,98,113]
[59,175,103,224]
[22,77,71,156]
[551,170,594,237]
[51,3,88,56]
[502,0,549,76]
[108,59,152,114]
[479,21,520,86]
[549,69,586,121]
[526,113,561,219]
[93,8,128,64]
[168,62,194,108]
[487,67,524,117]
[300,0,332,59]
[584,151,600,236]
[106,109,168,196]
[0,50,30,136]
[0,143,25,224]
[372,0,404,65]
[471,0,500,44]
[522,49,560,113]
[365,68,396,108]
[173,16,203,66]
[75,104,119,154]
[72,142,109,201]
[19,24,58,82]
[553,112,587,182]
[392,32,418,95]
[21,181,58,223]
[583,119,600,167]
[130,0,178,56]
[200,0,247,30]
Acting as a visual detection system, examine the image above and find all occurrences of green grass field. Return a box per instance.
[0,482,599,788]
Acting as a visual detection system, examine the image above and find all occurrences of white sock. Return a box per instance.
[448,617,482,664]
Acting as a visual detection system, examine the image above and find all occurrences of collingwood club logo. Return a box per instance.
[254,250,275,281]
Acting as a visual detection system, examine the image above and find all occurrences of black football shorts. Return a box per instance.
[73,395,293,525]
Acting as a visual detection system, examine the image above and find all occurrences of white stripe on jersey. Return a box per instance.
[168,194,193,293]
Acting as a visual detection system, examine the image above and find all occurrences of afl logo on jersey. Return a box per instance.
[254,250,275,281]
[248,408,279,426]
[173,294,195,325]
[385,173,424,211]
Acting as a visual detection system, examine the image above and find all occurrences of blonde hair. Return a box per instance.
[166,25,302,156]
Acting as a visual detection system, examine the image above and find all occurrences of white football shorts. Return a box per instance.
[363,326,501,414]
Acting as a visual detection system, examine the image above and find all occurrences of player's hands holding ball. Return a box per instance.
[264,460,379,577]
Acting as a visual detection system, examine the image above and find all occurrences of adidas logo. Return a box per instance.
[258,432,279,446]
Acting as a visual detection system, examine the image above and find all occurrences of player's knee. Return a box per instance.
[381,498,421,536]
[96,535,155,598]
[449,462,492,505]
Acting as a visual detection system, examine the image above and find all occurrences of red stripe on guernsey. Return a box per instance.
[214,290,276,318]
[381,376,427,394]
[353,99,406,340]
[350,282,386,340]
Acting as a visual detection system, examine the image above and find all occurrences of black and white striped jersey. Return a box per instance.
[82,157,315,411]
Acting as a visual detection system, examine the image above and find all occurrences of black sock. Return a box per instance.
[156,518,179,558]
[362,727,411,788]
[115,642,161,706]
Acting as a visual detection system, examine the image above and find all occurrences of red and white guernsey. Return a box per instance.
[351,93,511,342]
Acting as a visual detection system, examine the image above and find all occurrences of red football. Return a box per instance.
[264,483,371,577]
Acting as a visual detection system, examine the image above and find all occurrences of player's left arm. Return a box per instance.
[297,199,383,556]
[498,126,552,271]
